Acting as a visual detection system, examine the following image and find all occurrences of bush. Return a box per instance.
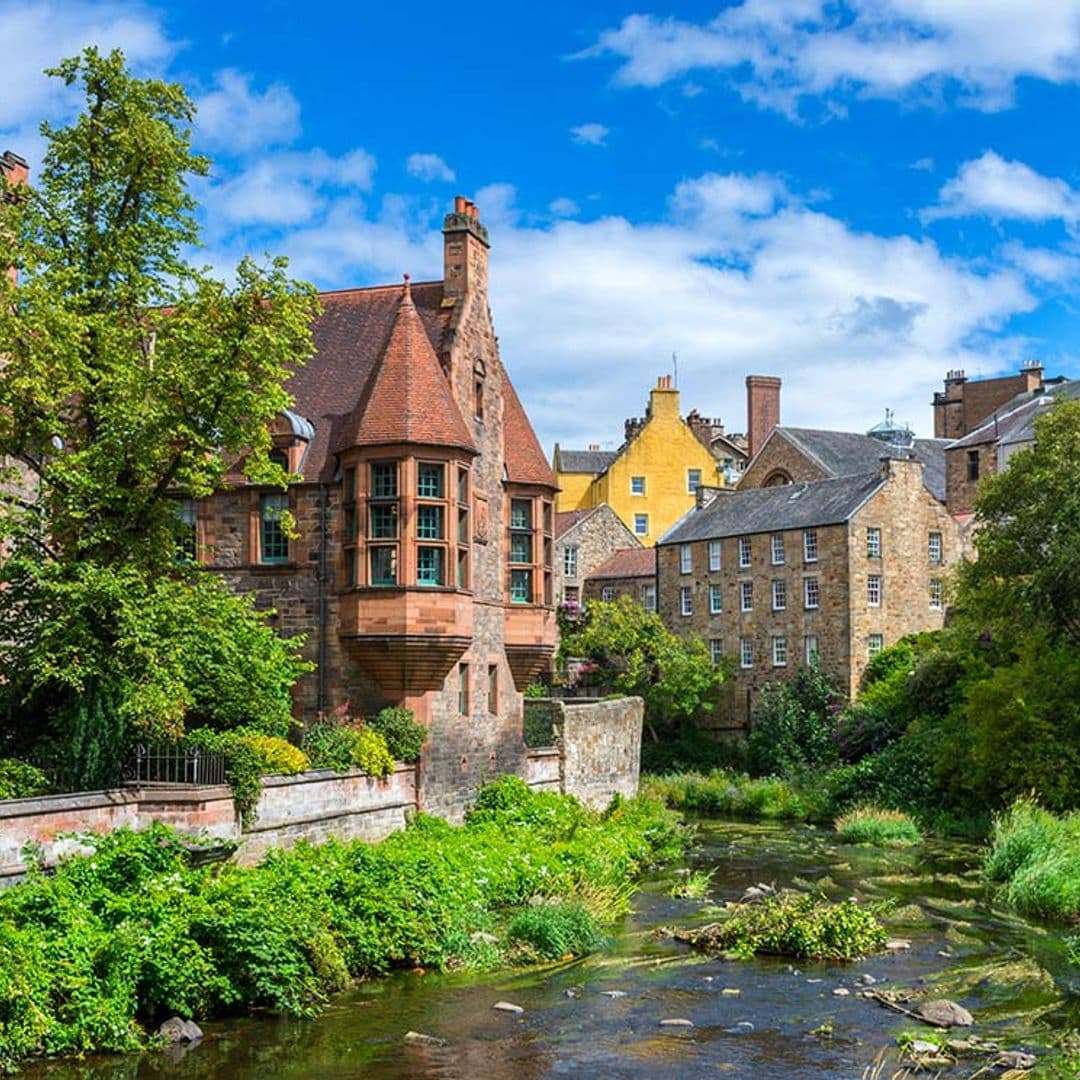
[506,903,604,961]
[0,758,49,800]
[644,770,816,822]
[301,709,394,778]
[367,706,425,763]
[241,734,309,776]
[834,806,922,846]
[679,892,887,961]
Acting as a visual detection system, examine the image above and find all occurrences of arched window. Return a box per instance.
[764,470,792,487]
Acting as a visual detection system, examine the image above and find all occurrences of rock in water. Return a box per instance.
[915,1000,974,1027]
[908,1039,939,1055]
[492,1001,524,1014]
[659,1018,694,1027]
[156,1017,203,1043]
[404,1031,446,1047]
[995,1051,1036,1070]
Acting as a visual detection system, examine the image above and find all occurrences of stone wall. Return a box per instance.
[553,505,640,604]
[738,431,828,489]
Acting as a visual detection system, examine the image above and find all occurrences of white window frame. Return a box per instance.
[770,534,785,565]
[630,475,646,496]
[601,585,615,602]
[641,582,657,612]
[928,531,943,565]
[680,586,693,616]
[772,635,788,667]
[709,583,722,614]
[634,513,649,536]
[680,544,693,574]
[804,634,819,665]
[709,638,723,665]
[867,527,881,559]
[740,637,753,669]
[687,468,702,493]
[803,528,818,563]
[771,579,787,611]
[738,536,752,569]
[803,576,820,610]
[708,540,722,572]
[740,581,753,612]
[868,633,884,658]
[563,544,578,579]
[930,578,944,610]
[867,574,882,608]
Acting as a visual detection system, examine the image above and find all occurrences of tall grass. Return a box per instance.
[983,797,1080,921]
[835,806,922,846]
[643,769,820,822]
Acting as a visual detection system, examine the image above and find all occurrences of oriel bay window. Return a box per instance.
[456,466,470,589]
[507,494,552,604]
[369,460,399,586]
[416,462,447,587]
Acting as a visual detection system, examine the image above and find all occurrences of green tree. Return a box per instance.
[0,49,317,786]
[560,596,727,736]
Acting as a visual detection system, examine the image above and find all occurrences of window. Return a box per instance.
[510,569,532,603]
[928,531,943,565]
[634,513,649,536]
[372,462,397,498]
[630,475,646,495]
[771,579,786,611]
[709,583,722,614]
[418,463,445,499]
[509,498,534,603]
[868,634,884,658]
[680,586,693,616]
[805,634,819,665]
[708,540,722,572]
[930,578,944,610]
[740,581,753,612]
[173,498,196,562]
[488,665,498,714]
[772,635,788,667]
[803,528,818,563]
[510,532,532,564]
[458,663,469,715]
[564,585,580,605]
[867,527,881,559]
[370,503,397,538]
[680,544,693,574]
[368,460,399,586]
[738,537,752,569]
[687,468,702,493]
[710,638,723,665]
[370,545,397,586]
[804,576,820,610]
[771,534,785,565]
[641,582,657,612]
[259,492,289,564]
[867,574,882,607]
[967,450,980,482]
[602,585,615,602]
[563,545,578,578]
[740,637,753,668]
[417,505,444,540]
[417,546,445,586]
[456,467,470,590]
[342,467,357,544]
[269,448,288,471]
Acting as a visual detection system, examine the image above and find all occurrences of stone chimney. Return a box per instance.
[443,195,490,299]
[746,375,781,460]
[1,151,28,286]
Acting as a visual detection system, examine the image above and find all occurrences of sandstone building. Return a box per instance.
[190,198,557,818]
[553,504,640,608]
[553,377,742,545]
[583,547,658,610]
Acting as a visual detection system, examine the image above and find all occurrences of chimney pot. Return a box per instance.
[454,195,467,214]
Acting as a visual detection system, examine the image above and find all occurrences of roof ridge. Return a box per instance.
[318,280,444,300]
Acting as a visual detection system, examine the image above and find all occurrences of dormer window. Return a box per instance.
[269,448,288,471]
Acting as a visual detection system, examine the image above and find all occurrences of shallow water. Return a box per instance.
[26,822,1080,1078]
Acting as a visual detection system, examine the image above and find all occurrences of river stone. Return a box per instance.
[601,990,627,998]
[721,988,741,996]
[915,1000,974,1027]
[832,987,850,997]
[886,938,912,951]
[493,1001,524,1014]
[404,1031,446,1047]
[156,1017,203,1043]
[857,973,877,985]
[995,1051,1036,1070]
[659,1018,694,1027]
[909,1039,939,1055]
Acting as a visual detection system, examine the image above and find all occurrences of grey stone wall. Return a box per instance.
[554,505,640,603]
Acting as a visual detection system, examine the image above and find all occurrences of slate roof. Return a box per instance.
[661,471,885,545]
[588,547,657,579]
[557,448,618,474]
[773,427,948,502]
[947,379,1079,450]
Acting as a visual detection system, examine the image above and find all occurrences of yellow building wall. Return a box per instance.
[554,469,595,512]
[596,385,722,546]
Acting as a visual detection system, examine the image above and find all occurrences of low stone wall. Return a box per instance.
[525,747,561,791]
[553,698,644,808]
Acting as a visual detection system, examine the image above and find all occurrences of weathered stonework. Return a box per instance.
[554,504,641,604]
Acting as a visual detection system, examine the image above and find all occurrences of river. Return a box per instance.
[26,821,1079,1078]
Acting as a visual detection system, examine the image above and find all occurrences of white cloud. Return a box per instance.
[911,157,935,172]
[580,2,1080,116]
[570,123,610,146]
[1001,242,1080,284]
[406,152,455,183]
[548,197,579,217]
[926,151,1080,226]
[473,182,519,228]
[195,70,300,154]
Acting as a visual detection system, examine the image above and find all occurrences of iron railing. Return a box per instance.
[127,744,227,787]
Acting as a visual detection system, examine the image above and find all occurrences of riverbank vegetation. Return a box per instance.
[0,777,684,1071]
[835,807,922,847]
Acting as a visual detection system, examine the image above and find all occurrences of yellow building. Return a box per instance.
[552,376,727,546]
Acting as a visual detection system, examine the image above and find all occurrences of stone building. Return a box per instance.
[192,197,557,819]
[553,504,640,607]
[583,547,658,610]
[933,361,1048,441]
[658,455,961,725]
[552,376,738,545]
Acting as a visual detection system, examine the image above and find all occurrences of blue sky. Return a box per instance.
[2,1,1080,452]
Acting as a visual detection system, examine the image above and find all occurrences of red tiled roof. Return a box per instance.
[333,279,476,457]
[588,547,657,580]
[554,508,595,538]
[503,372,556,488]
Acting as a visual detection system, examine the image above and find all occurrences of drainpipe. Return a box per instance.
[317,482,329,712]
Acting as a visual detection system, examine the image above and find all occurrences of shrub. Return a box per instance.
[0,758,49,800]
[506,903,604,961]
[367,706,425,763]
[644,769,815,822]
[680,892,888,961]
[835,806,922,846]
[241,735,309,776]
[301,709,394,778]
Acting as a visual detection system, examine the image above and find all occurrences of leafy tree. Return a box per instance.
[560,597,727,737]
[0,49,317,787]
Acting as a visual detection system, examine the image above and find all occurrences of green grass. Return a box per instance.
[506,903,605,961]
[669,867,715,899]
[643,769,819,822]
[983,797,1080,921]
[834,806,922,846]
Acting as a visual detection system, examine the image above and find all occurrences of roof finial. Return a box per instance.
[402,272,411,299]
